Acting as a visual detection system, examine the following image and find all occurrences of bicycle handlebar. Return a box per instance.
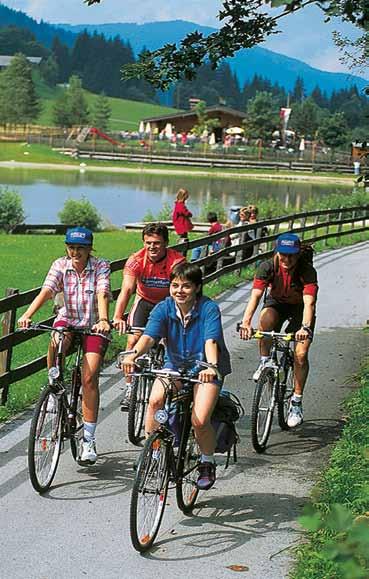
[236,323,295,341]
[118,350,222,380]
[18,323,111,340]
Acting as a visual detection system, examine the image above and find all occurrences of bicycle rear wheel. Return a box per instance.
[127,375,152,446]
[176,426,200,513]
[130,433,170,552]
[28,386,63,493]
[277,361,294,430]
[251,367,276,453]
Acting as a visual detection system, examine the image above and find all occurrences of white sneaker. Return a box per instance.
[287,401,303,428]
[252,359,270,381]
[79,439,97,465]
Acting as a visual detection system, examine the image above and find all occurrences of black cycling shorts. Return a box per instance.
[128,297,156,330]
[263,296,316,336]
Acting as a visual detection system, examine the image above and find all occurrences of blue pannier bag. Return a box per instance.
[211,390,244,468]
[168,390,244,467]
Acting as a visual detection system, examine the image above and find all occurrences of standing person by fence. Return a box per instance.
[17,227,111,465]
[172,188,194,241]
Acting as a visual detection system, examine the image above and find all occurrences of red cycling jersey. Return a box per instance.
[124,247,185,304]
[253,257,318,305]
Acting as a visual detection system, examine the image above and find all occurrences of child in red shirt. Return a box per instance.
[172,188,193,240]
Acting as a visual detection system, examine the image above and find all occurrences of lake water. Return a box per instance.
[0,167,353,226]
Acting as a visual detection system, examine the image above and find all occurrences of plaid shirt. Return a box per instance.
[43,256,111,327]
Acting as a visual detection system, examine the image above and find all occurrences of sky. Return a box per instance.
[1,0,361,74]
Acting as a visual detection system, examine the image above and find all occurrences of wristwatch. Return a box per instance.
[302,324,312,335]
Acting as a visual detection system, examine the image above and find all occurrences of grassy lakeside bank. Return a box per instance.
[291,359,369,579]
[0,143,356,185]
[1,230,369,423]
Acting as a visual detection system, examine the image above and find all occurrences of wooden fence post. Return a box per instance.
[336,207,343,243]
[0,288,19,405]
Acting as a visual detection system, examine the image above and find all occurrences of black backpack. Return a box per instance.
[211,390,244,468]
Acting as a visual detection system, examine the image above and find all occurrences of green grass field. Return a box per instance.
[35,80,179,132]
[292,362,369,578]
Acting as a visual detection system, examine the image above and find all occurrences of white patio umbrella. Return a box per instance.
[209,132,216,145]
[164,122,173,139]
[145,122,151,134]
[138,121,145,133]
[225,126,244,135]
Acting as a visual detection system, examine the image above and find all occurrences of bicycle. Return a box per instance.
[237,324,295,453]
[117,325,165,446]
[22,323,109,493]
[122,359,219,552]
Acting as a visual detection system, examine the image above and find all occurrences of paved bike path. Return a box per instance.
[1,241,369,579]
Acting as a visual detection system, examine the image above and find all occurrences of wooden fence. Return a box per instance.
[1,204,369,404]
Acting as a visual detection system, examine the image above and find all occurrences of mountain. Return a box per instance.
[0,3,75,47]
[0,3,366,96]
[58,20,368,96]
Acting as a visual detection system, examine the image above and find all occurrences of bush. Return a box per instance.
[198,200,226,222]
[0,187,25,233]
[58,197,102,230]
[143,202,172,223]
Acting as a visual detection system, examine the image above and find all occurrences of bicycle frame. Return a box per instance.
[134,370,195,482]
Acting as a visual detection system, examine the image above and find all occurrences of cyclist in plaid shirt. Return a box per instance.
[18,227,111,465]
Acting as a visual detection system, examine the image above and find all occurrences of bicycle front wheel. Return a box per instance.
[130,433,170,552]
[277,362,294,430]
[176,426,200,513]
[251,368,276,453]
[127,375,152,446]
[28,386,63,493]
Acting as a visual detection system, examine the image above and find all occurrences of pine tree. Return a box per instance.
[52,90,71,127]
[91,93,111,132]
[0,53,41,125]
[68,75,90,126]
[292,77,305,104]
[51,36,71,83]
[52,76,89,127]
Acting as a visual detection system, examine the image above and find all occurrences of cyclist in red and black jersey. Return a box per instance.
[239,233,318,427]
[113,222,185,408]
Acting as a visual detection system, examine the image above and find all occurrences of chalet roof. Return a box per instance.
[0,55,42,67]
[142,105,247,123]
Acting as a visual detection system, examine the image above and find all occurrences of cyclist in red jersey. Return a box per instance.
[113,222,185,407]
[239,233,318,428]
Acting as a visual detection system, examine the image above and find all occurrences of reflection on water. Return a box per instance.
[0,167,352,225]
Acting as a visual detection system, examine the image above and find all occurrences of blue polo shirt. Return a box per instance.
[144,296,232,377]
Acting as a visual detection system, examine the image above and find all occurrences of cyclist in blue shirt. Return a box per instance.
[123,262,231,491]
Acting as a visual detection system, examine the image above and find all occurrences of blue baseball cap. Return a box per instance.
[65,227,93,246]
[275,233,301,254]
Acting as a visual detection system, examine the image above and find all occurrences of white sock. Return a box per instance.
[260,356,269,363]
[83,421,96,442]
[292,394,302,403]
[201,454,215,464]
